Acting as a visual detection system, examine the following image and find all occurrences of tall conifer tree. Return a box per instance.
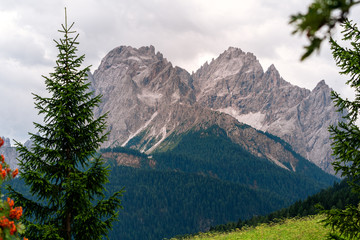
[321,19,360,239]
[7,11,123,240]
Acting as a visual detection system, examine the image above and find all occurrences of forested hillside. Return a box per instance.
[152,126,336,202]
[5,165,290,240]
[106,166,288,239]
[7,127,339,239]
[95,126,338,239]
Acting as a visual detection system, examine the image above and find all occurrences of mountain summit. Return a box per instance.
[193,47,340,173]
[90,46,342,174]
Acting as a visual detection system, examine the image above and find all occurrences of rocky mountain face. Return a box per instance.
[90,45,343,174]
[192,47,341,173]
[89,46,195,148]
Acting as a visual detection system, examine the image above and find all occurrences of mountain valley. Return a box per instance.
[4,45,344,239]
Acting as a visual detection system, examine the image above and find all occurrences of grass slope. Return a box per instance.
[173,215,333,240]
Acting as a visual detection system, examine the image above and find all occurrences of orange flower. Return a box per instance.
[12,168,18,178]
[9,206,22,220]
[0,138,4,147]
[7,198,14,209]
[9,221,16,235]
[0,154,4,163]
[0,216,9,227]
[23,238,28,240]
[16,206,23,219]
[6,168,11,174]
[1,169,6,180]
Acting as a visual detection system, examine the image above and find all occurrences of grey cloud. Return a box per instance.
[1,0,359,143]
[0,37,50,66]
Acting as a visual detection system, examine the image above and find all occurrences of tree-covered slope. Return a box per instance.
[152,125,337,202]
[8,124,339,239]
[7,168,349,240]
[105,166,289,240]
[97,125,338,239]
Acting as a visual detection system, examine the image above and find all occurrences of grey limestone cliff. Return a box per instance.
[90,45,343,174]
[193,47,341,173]
[90,46,195,148]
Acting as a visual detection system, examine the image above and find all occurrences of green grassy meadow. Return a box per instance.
[174,215,337,240]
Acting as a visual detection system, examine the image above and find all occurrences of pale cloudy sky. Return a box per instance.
[1,0,360,143]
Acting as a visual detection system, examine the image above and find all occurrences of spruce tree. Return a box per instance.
[321,19,360,239]
[7,11,123,240]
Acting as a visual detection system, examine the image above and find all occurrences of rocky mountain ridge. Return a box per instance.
[192,47,341,172]
[89,45,342,174]
[89,45,195,148]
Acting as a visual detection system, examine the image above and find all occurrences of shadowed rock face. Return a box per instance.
[90,45,343,174]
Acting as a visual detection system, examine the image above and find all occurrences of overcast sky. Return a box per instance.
[1,0,360,144]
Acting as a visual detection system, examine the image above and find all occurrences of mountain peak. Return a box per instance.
[91,45,342,174]
[265,64,280,77]
[224,46,244,55]
[264,64,282,83]
[96,45,165,72]
[220,47,258,62]
[267,64,277,71]
[313,80,330,91]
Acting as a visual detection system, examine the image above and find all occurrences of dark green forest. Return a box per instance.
[6,165,289,240]
[97,125,338,239]
[106,166,288,239]
[8,165,342,240]
[151,126,337,202]
[8,125,340,239]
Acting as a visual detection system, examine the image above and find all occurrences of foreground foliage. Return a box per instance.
[290,0,360,60]
[7,12,123,240]
[0,138,26,240]
[319,19,360,240]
